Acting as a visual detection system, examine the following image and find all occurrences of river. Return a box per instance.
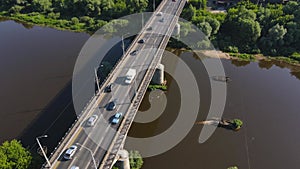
[1,20,300,169]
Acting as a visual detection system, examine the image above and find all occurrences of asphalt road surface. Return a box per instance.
[52,0,182,168]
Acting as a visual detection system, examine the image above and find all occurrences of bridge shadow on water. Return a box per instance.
[18,37,134,157]
[18,81,77,155]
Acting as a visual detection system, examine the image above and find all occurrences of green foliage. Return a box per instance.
[228,166,238,169]
[291,52,300,61]
[129,150,143,169]
[230,119,243,129]
[197,22,212,37]
[229,53,255,61]
[0,140,32,169]
[215,1,300,58]
[148,84,167,91]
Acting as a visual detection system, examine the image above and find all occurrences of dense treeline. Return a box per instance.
[0,140,32,169]
[181,0,300,61]
[0,0,152,32]
[1,0,299,60]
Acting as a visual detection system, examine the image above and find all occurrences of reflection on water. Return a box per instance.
[0,20,89,145]
[1,18,300,169]
[130,50,300,169]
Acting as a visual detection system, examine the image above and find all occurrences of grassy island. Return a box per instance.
[148,84,167,91]
[218,118,243,131]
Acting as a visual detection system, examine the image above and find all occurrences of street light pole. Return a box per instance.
[122,35,125,56]
[76,143,97,169]
[142,12,144,29]
[153,0,155,11]
[122,33,130,56]
[94,67,100,93]
[36,135,51,168]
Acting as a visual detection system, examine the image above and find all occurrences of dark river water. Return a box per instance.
[1,20,300,169]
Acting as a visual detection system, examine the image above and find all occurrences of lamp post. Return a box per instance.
[76,143,97,168]
[142,12,144,29]
[122,33,130,56]
[153,0,156,11]
[36,135,51,168]
[95,64,104,94]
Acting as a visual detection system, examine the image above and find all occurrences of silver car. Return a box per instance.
[87,115,98,126]
[64,145,78,160]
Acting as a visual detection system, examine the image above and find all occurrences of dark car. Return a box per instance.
[107,101,116,111]
[130,50,138,56]
[105,84,113,92]
[146,27,153,31]
[138,39,145,44]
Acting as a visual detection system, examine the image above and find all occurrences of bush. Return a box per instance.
[291,52,300,61]
[0,140,32,169]
[129,151,143,169]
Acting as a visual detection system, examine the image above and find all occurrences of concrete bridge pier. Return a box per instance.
[173,22,180,36]
[151,63,165,85]
[114,149,131,169]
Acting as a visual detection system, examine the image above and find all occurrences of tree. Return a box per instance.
[205,16,220,35]
[181,4,196,21]
[228,166,238,169]
[31,0,52,13]
[197,22,212,37]
[129,150,143,169]
[259,23,287,55]
[220,5,261,52]
[283,1,299,15]
[0,140,32,169]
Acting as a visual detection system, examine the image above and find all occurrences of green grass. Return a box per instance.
[148,84,167,91]
[0,12,103,34]
[269,56,300,65]
[228,53,255,61]
[229,119,243,130]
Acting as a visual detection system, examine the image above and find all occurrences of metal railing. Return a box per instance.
[99,0,187,168]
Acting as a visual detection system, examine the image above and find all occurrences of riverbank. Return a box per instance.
[195,50,300,66]
[0,12,103,34]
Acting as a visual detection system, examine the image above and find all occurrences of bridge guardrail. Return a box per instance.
[45,1,168,168]
[99,0,187,168]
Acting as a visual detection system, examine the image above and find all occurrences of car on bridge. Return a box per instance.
[138,39,145,44]
[107,100,116,111]
[63,145,78,160]
[112,112,123,124]
[70,166,79,169]
[130,49,138,55]
[86,115,98,126]
[105,83,113,92]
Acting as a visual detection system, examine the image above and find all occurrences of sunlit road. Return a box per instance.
[51,0,183,168]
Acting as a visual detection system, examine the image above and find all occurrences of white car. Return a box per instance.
[70,166,79,169]
[64,145,78,160]
[86,115,98,126]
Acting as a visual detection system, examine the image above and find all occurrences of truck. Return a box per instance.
[125,68,136,84]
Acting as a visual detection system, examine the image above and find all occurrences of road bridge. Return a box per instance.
[46,0,187,168]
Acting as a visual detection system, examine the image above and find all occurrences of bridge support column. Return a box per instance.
[114,149,131,169]
[151,63,165,85]
[173,22,180,36]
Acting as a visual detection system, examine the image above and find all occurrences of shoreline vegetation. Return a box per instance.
[0,0,299,65]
